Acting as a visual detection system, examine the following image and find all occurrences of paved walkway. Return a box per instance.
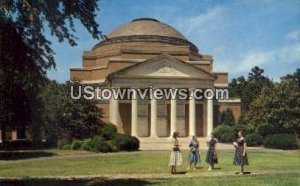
[0,170,298,181]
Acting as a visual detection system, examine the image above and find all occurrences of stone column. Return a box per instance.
[170,98,177,137]
[150,97,157,137]
[12,130,17,140]
[189,89,196,137]
[131,91,138,137]
[109,97,119,128]
[207,99,213,137]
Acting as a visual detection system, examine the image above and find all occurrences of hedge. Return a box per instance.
[246,133,263,147]
[264,133,299,150]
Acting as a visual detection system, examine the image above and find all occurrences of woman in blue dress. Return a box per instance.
[188,136,200,169]
[206,133,218,171]
[233,131,249,174]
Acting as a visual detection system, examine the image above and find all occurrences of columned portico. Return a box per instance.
[189,89,196,137]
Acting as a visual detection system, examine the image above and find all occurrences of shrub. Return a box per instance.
[61,144,71,150]
[246,133,263,147]
[106,140,120,152]
[57,138,71,150]
[264,134,299,150]
[1,140,33,150]
[213,125,234,143]
[70,139,83,150]
[233,124,252,138]
[113,134,139,151]
[81,138,93,151]
[101,123,117,140]
[90,135,111,153]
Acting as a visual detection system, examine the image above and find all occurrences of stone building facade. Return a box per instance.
[70,18,241,144]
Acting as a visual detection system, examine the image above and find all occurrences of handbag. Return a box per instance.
[213,152,218,163]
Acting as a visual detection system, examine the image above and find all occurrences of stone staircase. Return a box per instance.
[139,137,233,150]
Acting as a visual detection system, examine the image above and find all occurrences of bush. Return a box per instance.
[61,144,71,150]
[213,125,234,143]
[246,133,263,147]
[57,138,71,150]
[90,135,111,153]
[101,123,117,140]
[264,134,299,150]
[0,140,33,150]
[113,134,139,151]
[233,124,252,138]
[70,139,83,150]
[106,140,120,152]
[81,138,93,151]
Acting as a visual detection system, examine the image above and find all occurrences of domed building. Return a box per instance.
[70,18,240,148]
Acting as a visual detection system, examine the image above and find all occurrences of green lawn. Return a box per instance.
[0,149,299,185]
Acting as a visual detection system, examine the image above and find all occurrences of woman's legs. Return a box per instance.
[241,164,244,174]
[170,166,175,174]
[208,164,212,170]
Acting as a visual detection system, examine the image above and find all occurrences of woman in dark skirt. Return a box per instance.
[233,131,249,174]
[206,133,218,171]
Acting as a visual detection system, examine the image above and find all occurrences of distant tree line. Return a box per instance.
[213,67,299,149]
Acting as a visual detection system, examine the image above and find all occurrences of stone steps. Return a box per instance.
[138,137,233,150]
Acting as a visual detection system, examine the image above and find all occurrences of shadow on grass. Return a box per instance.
[173,171,187,175]
[235,171,252,175]
[0,151,55,160]
[0,178,154,186]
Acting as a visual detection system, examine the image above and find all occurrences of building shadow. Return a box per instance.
[0,178,154,186]
[0,151,55,160]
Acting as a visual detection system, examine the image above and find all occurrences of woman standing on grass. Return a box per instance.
[169,131,182,174]
[188,136,200,170]
[206,133,218,171]
[233,131,249,174]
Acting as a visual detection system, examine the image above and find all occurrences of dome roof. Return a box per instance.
[93,18,198,52]
[107,18,186,40]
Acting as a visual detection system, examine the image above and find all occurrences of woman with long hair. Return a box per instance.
[233,131,249,174]
[169,131,182,174]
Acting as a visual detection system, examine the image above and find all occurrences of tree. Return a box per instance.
[220,108,235,126]
[37,80,104,145]
[0,0,100,141]
[229,66,272,115]
[244,70,300,136]
[1,0,100,70]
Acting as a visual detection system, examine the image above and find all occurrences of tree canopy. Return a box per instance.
[0,0,101,141]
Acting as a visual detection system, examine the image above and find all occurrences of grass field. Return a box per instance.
[0,149,299,185]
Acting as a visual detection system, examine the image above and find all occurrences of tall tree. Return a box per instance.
[244,71,300,136]
[38,81,103,145]
[0,0,100,141]
[229,66,272,113]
